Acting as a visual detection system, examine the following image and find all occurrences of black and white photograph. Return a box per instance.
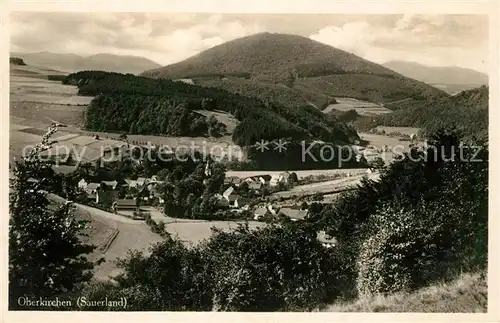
[3,1,497,318]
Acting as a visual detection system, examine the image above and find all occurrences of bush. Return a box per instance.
[356,197,487,296]
[356,205,422,295]
[96,222,350,311]
[201,223,343,311]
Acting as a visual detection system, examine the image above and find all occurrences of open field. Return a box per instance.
[323,272,487,312]
[9,70,244,164]
[47,196,266,280]
[11,101,86,127]
[10,75,93,106]
[360,132,414,150]
[323,98,393,116]
[357,132,417,165]
[78,130,244,161]
[226,168,369,180]
[9,70,91,164]
[9,119,128,164]
[194,109,240,134]
[165,221,265,247]
[10,64,67,76]
[272,172,380,199]
[140,206,266,247]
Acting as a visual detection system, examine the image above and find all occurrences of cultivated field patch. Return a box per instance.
[10,74,93,106]
[226,168,369,180]
[10,101,86,127]
[194,109,240,134]
[272,172,379,199]
[323,98,393,116]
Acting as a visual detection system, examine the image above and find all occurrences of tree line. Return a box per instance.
[10,124,488,311]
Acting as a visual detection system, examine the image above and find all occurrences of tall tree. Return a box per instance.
[9,125,98,308]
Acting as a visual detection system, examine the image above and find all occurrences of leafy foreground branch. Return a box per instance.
[9,124,100,309]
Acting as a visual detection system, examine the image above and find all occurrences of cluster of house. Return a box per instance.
[252,204,337,248]
[77,176,165,213]
[215,171,294,209]
[252,204,308,222]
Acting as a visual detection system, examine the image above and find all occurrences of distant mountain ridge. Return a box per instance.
[382,60,488,94]
[141,32,449,108]
[10,51,162,75]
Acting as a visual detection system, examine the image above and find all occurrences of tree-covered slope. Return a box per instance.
[142,33,449,106]
[377,86,488,138]
[63,71,359,146]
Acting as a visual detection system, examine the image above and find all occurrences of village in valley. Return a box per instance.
[7,12,489,313]
[10,73,419,277]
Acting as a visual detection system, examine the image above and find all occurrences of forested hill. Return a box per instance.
[377,86,488,138]
[141,32,449,107]
[64,71,359,146]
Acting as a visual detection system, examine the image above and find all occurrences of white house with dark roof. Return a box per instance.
[317,231,337,248]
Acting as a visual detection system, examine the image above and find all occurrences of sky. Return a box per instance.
[9,12,489,73]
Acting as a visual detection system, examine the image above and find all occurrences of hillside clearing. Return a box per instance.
[323,97,393,116]
[272,172,380,199]
[322,272,487,312]
[226,168,369,180]
[194,109,240,134]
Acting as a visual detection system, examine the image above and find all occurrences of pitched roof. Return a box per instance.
[254,207,268,215]
[245,174,271,182]
[223,186,235,198]
[248,182,262,190]
[86,183,101,190]
[102,180,118,187]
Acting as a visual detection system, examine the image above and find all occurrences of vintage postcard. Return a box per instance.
[1,0,498,322]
